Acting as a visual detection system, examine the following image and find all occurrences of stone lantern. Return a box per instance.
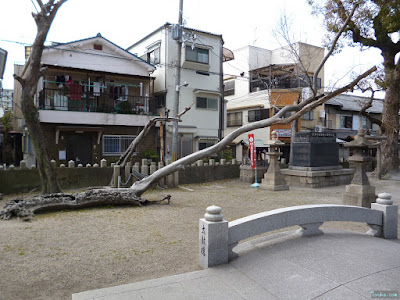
[260,131,289,191]
[343,129,379,208]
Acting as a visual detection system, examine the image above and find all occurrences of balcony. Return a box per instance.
[250,75,321,92]
[38,88,157,115]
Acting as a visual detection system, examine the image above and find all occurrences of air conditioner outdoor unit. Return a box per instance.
[314,125,323,132]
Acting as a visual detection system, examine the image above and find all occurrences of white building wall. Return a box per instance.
[128,25,224,155]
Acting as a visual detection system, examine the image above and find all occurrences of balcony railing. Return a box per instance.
[38,88,157,115]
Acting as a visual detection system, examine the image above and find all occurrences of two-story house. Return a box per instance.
[224,43,325,162]
[324,94,382,138]
[14,34,157,167]
[127,23,225,159]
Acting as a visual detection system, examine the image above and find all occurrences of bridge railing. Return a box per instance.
[199,193,398,268]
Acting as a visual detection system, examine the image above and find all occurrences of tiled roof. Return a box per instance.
[325,94,383,114]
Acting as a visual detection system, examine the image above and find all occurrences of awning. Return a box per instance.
[222,47,234,62]
[55,125,104,145]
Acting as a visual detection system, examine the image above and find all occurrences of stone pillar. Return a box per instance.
[93,163,99,168]
[232,159,237,165]
[86,164,91,168]
[132,162,140,174]
[68,160,75,168]
[0,165,3,171]
[209,159,215,166]
[112,165,120,188]
[9,165,15,170]
[100,158,107,168]
[60,164,66,168]
[342,154,376,208]
[77,164,83,168]
[199,206,229,269]
[50,159,56,168]
[125,162,132,183]
[371,193,398,239]
[20,160,27,169]
[150,162,157,175]
[141,159,149,176]
[111,163,115,168]
[343,129,378,208]
[220,159,226,166]
[260,131,289,191]
[197,160,204,167]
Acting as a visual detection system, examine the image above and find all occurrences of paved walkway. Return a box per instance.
[72,229,400,300]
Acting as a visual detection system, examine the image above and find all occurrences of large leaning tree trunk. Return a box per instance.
[130,67,376,197]
[0,67,376,221]
[14,0,68,194]
[0,0,377,220]
[380,62,400,174]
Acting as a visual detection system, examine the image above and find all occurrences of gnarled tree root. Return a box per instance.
[0,188,171,221]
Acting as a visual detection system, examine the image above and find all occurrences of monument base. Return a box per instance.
[239,164,268,183]
[281,168,354,188]
[260,173,289,191]
[343,184,376,208]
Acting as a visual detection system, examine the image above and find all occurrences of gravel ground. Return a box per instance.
[0,176,399,300]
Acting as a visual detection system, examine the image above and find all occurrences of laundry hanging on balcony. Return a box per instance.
[70,82,82,100]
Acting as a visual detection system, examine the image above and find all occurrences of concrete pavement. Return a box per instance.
[72,229,400,300]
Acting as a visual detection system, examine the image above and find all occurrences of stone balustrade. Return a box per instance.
[199,193,398,268]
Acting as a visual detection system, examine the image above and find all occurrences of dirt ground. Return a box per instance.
[0,176,399,300]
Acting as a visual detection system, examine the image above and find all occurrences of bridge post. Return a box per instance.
[199,205,228,268]
[371,193,398,239]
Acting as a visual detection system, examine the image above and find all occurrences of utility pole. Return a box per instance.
[171,0,184,161]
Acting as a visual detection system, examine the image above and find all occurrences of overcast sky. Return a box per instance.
[0,0,383,94]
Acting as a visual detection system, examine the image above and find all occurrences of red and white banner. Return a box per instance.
[248,133,255,169]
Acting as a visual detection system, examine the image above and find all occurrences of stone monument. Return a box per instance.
[281,131,354,188]
[343,129,378,208]
[260,131,289,191]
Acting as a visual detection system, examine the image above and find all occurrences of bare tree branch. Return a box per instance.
[116,104,193,167]
[276,66,377,124]
[13,74,24,85]
[313,2,358,91]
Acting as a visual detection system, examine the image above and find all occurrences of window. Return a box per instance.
[227,112,242,127]
[199,142,214,150]
[248,109,270,122]
[103,135,137,156]
[340,115,353,129]
[301,110,314,120]
[156,94,166,108]
[147,47,160,65]
[362,116,372,130]
[196,97,218,110]
[93,44,102,51]
[224,81,235,96]
[186,46,209,64]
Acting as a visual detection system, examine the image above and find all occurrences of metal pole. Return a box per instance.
[251,150,259,188]
[171,0,184,162]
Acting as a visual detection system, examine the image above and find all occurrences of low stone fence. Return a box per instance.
[0,162,113,195]
[0,158,240,195]
[199,193,398,268]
